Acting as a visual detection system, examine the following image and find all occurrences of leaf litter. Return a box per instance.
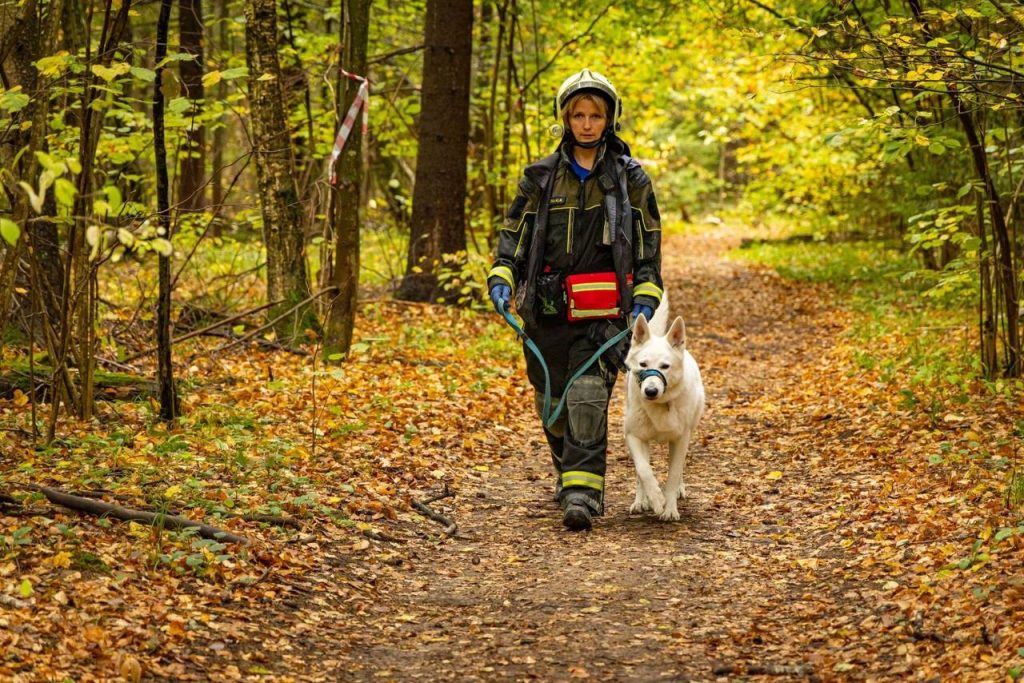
[1,225,1022,680]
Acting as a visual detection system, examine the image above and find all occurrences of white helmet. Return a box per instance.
[554,68,622,132]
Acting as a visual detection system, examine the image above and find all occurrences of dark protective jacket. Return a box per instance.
[487,137,663,327]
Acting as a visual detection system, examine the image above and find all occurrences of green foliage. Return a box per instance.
[731,236,989,406]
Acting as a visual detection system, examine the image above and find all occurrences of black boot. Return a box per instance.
[561,489,602,531]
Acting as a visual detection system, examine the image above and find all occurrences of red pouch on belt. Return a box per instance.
[564,271,630,322]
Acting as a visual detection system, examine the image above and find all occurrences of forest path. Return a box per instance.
[310,227,887,681]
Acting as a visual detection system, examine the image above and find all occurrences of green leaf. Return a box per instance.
[961,236,980,252]
[221,67,248,80]
[103,185,123,213]
[54,178,76,208]
[19,578,32,598]
[130,66,157,83]
[994,527,1016,542]
[167,97,191,115]
[17,180,45,214]
[151,238,173,257]
[0,218,21,246]
[928,142,945,155]
[0,89,30,113]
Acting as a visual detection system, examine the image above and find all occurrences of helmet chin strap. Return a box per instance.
[568,128,611,149]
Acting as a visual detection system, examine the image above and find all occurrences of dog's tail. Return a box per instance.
[649,289,670,336]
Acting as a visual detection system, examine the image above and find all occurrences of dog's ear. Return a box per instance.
[667,316,686,348]
[632,314,650,345]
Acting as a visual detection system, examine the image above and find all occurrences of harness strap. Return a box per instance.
[499,300,631,429]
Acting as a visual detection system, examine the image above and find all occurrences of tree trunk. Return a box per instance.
[178,0,206,211]
[0,0,65,335]
[155,0,180,421]
[323,0,371,361]
[209,0,229,234]
[395,0,473,303]
[244,0,318,343]
[976,192,997,379]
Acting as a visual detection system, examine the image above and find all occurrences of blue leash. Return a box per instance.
[498,299,633,429]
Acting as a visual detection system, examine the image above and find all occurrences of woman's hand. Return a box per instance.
[630,304,653,322]
[489,283,511,313]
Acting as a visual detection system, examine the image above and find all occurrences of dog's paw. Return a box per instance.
[629,493,652,515]
[646,487,666,516]
[658,501,681,522]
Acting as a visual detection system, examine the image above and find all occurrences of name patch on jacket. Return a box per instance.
[549,196,567,206]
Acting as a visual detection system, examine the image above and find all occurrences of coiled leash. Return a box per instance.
[498,299,633,429]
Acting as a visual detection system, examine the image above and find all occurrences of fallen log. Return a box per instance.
[29,486,248,544]
[0,362,157,401]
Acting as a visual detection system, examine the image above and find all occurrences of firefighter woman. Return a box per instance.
[487,69,664,531]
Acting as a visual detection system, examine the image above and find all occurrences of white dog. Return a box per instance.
[623,291,705,521]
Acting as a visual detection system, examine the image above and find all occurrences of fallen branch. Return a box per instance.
[229,567,272,588]
[120,298,283,364]
[190,288,337,361]
[422,483,454,505]
[362,528,405,544]
[232,512,302,529]
[712,663,815,677]
[0,594,30,609]
[25,485,248,545]
[412,488,457,536]
[198,329,309,356]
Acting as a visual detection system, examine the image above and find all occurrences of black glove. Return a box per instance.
[588,321,630,372]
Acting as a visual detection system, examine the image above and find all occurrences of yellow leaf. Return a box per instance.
[766,470,783,480]
[13,389,28,406]
[47,551,72,569]
[473,465,489,472]
[201,70,223,88]
[164,485,181,499]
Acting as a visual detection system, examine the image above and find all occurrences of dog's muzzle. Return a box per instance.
[636,368,666,399]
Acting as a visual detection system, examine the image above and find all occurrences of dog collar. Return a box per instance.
[636,368,666,385]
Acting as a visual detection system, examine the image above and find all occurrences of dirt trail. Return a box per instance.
[191,227,923,682]
[316,228,865,681]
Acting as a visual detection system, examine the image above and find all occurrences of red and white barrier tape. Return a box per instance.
[327,69,369,185]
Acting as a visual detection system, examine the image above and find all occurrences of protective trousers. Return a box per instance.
[523,317,622,511]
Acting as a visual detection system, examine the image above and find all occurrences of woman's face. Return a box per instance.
[568,97,607,145]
